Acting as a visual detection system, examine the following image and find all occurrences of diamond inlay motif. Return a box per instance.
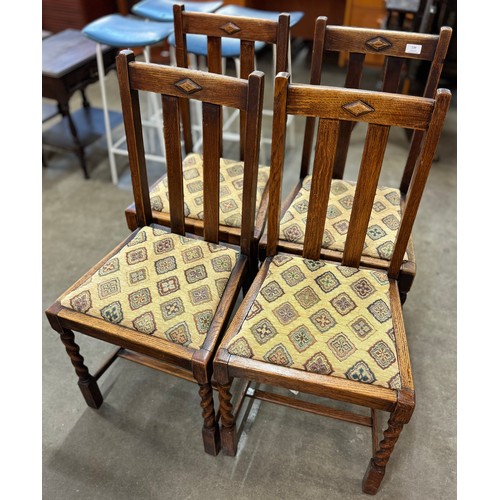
[220,22,241,35]
[342,100,375,117]
[365,36,392,51]
[175,78,202,95]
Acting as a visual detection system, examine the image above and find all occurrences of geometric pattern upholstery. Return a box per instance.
[149,153,270,228]
[60,226,239,350]
[279,177,407,262]
[226,254,401,389]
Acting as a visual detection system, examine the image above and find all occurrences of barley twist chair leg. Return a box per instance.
[362,391,414,494]
[59,328,103,409]
[218,382,238,456]
[198,382,221,456]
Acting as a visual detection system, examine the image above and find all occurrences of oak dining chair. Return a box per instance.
[125,4,293,271]
[45,51,265,456]
[269,19,452,302]
[214,72,450,493]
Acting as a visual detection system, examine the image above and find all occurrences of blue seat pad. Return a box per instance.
[83,14,173,47]
[216,5,304,27]
[132,0,223,22]
[168,32,266,58]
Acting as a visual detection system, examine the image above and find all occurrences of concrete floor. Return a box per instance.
[42,45,457,499]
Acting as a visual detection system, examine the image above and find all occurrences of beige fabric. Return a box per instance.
[280,177,407,261]
[150,153,270,228]
[61,226,239,350]
[227,255,401,389]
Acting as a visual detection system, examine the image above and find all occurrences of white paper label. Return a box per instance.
[405,43,422,54]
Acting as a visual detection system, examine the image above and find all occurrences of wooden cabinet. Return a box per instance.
[244,0,346,40]
[42,0,116,33]
[341,0,388,66]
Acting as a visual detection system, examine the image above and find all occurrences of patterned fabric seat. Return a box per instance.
[226,254,401,389]
[280,177,407,262]
[149,154,270,228]
[60,226,239,350]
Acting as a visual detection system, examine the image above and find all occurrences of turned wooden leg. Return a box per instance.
[59,328,103,409]
[218,382,238,456]
[198,382,220,456]
[362,390,414,495]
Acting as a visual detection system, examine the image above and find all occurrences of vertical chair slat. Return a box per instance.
[381,57,404,93]
[266,73,290,258]
[389,89,451,277]
[207,36,222,73]
[116,50,152,227]
[399,130,424,194]
[174,3,193,154]
[202,101,221,244]
[302,118,339,261]
[345,52,366,88]
[275,14,291,73]
[207,35,223,155]
[162,94,185,236]
[239,40,255,161]
[331,52,366,180]
[300,16,327,178]
[239,40,255,79]
[240,72,265,258]
[342,124,390,268]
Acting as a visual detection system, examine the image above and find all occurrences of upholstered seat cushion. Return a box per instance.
[226,254,401,389]
[60,226,239,350]
[280,177,406,261]
[149,153,270,228]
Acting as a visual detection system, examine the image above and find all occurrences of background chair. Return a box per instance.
[45,51,265,456]
[125,4,294,273]
[167,4,304,154]
[214,72,450,494]
[271,19,452,302]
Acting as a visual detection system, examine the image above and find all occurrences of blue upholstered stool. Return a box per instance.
[131,0,223,22]
[82,14,173,184]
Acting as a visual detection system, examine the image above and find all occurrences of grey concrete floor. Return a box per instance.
[42,46,456,499]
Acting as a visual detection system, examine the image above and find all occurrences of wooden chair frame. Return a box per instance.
[125,5,291,262]
[214,72,450,493]
[46,51,265,456]
[261,20,452,301]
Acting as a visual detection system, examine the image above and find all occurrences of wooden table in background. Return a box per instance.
[42,29,122,178]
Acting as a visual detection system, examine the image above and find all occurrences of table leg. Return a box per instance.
[58,102,90,179]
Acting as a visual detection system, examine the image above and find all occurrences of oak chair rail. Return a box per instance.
[127,61,250,109]
[45,53,266,455]
[180,10,289,46]
[214,72,450,494]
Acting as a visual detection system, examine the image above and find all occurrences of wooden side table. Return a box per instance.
[42,29,122,178]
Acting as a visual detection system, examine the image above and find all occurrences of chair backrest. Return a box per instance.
[301,19,452,192]
[173,3,290,159]
[116,49,264,257]
[268,72,450,278]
